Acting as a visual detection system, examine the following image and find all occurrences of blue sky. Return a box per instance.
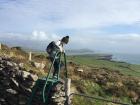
[0,0,140,54]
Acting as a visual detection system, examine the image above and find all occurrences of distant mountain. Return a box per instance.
[22,47,45,53]
[66,49,94,55]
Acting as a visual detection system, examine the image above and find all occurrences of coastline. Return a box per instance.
[112,53,140,64]
[67,52,140,65]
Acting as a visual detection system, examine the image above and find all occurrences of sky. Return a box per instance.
[0,0,140,54]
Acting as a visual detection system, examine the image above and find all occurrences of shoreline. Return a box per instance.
[67,53,140,65]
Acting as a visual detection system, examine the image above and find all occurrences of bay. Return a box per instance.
[112,53,140,64]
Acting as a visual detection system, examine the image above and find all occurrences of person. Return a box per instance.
[46,36,69,77]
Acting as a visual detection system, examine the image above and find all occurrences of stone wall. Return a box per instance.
[0,57,66,105]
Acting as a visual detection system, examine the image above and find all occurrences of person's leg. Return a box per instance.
[50,52,61,77]
[49,57,57,76]
[53,58,60,76]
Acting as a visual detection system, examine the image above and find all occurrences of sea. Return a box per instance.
[67,51,140,65]
[112,53,140,64]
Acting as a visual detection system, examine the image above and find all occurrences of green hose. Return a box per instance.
[42,51,60,103]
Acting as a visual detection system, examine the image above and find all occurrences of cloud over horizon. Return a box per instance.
[0,31,140,54]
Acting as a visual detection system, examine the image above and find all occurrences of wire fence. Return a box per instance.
[69,93,132,105]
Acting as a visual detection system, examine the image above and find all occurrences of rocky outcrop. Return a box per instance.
[0,56,66,105]
[0,56,38,105]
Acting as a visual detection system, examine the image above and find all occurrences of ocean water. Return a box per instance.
[112,53,140,64]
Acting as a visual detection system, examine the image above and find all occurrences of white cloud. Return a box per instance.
[0,32,61,50]
[68,33,140,53]
[45,0,140,29]
[1,0,140,31]
[0,32,140,53]
[31,31,48,41]
[0,31,61,42]
[73,33,140,44]
[0,0,140,53]
[31,30,60,41]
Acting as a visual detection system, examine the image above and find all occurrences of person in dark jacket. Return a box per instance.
[46,36,69,77]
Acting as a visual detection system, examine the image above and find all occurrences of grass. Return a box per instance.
[1,46,140,105]
[72,80,133,105]
[67,54,140,105]
[67,55,140,77]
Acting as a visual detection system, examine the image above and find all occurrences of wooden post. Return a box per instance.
[0,43,1,50]
[10,52,14,57]
[65,78,71,105]
[29,52,32,61]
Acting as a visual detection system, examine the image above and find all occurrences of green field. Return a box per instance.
[67,54,140,77]
[67,54,140,105]
[1,46,139,105]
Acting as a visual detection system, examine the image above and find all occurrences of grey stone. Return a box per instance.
[19,63,24,68]
[11,78,19,87]
[33,62,45,69]
[6,61,13,67]
[6,88,18,95]
[21,71,30,79]
[0,98,5,102]
[28,74,38,81]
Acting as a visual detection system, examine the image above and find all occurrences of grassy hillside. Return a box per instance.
[67,55,140,105]
[0,44,140,105]
[68,55,140,77]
